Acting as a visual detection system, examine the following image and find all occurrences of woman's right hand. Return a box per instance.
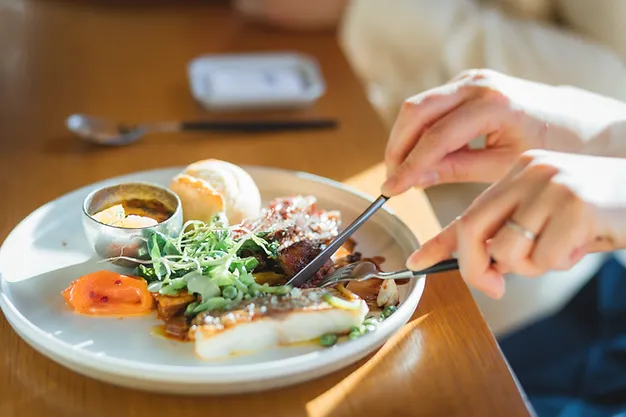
[381,69,626,196]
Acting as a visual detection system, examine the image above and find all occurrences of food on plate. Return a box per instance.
[153,290,196,320]
[92,204,125,224]
[331,252,399,308]
[128,195,400,350]
[92,197,175,228]
[68,172,404,358]
[114,215,158,228]
[169,159,261,225]
[251,271,286,286]
[62,270,154,315]
[190,288,368,360]
[168,174,223,225]
[135,217,288,318]
[232,195,341,281]
[376,280,400,308]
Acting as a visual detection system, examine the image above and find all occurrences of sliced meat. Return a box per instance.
[276,240,320,278]
[302,258,337,288]
[231,196,345,283]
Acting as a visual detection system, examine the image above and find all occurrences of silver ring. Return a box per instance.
[505,219,537,241]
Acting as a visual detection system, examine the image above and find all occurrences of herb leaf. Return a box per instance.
[186,271,220,301]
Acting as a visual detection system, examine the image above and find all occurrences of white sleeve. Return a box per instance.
[339,0,626,125]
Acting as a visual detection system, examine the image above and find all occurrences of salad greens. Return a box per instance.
[123,217,289,316]
[106,214,401,345]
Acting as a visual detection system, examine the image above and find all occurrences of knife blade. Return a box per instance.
[286,195,390,287]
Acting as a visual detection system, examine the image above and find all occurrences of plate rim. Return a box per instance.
[0,165,424,385]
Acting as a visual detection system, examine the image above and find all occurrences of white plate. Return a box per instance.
[0,166,425,395]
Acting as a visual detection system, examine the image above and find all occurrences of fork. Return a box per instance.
[316,258,461,288]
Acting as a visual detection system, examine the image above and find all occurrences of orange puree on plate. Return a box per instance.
[62,270,154,316]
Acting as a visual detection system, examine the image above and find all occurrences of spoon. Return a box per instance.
[66,114,339,146]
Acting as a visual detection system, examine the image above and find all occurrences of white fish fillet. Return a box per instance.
[189,289,368,360]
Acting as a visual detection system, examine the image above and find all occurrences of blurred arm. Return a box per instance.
[339,0,626,126]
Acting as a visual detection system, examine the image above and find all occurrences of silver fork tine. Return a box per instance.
[318,274,348,287]
[318,276,350,288]
[316,270,342,287]
[316,263,361,287]
[315,258,465,288]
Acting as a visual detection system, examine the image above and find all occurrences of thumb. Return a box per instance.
[406,221,458,271]
[433,148,515,184]
[382,99,509,195]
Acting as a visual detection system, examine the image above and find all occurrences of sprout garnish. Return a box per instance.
[107,217,288,316]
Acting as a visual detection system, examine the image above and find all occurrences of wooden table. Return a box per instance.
[0,1,532,416]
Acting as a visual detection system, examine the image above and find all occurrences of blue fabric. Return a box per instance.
[499,257,626,417]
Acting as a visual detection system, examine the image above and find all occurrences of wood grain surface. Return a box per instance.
[0,1,533,416]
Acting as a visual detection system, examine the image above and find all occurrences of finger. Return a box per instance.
[463,154,537,279]
[486,240,512,275]
[455,165,547,298]
[382,99,508,196]
[406,157,531,271]
[408,154,534,270]
[406,220,459,270]
[456,193,519,299]
[430,147,517,185]
[458,224,507,299]
[384,80,473,177]
[488,166,561,277]
[457,151,535,212]
[531,196,590,272]
[407,153,536,278]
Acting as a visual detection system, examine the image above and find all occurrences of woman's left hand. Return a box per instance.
[407,150,626,299]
